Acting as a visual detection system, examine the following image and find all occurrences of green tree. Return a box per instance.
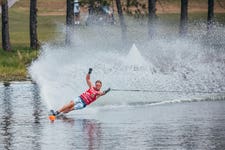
[207,0,214,30]
[180,0,188,36]
[148,0,156,38]
[1,0,11,51]
[66,0,74,26]
[115,0,127,41]
[65,0,74,45]
[30,0,38,49]
[127,0,130,8]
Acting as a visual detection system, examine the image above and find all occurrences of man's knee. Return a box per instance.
[70,106,75,111]
[70,101,75,106]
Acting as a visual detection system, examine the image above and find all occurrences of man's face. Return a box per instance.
[95,82,102,91]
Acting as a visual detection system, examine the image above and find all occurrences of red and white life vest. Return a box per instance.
[80,87,101,105]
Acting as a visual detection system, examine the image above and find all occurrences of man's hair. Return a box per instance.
[95,80,102,85]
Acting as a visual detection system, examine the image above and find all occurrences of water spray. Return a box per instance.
[29,21,225,109]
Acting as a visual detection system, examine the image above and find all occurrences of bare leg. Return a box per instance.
[63,106,75,113]
[58,101,74,113]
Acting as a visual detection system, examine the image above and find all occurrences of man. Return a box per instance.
[74,0,80,25]
[50,68,110,116]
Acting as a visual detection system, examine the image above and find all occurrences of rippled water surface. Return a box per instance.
[0,82,225,150]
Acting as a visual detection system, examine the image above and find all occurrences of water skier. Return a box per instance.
[50,68,110,116]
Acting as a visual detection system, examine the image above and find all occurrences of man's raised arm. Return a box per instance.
[86,68,93,88]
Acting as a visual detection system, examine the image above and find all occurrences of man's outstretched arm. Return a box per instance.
[100,88,111,96]
[96,88,110,99]
[86,68,93,88]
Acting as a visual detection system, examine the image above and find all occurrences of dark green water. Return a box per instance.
[0,82,225,150]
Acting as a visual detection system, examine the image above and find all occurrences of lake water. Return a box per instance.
[0,82,225,150]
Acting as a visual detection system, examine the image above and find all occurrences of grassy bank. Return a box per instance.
[0,48,38,81]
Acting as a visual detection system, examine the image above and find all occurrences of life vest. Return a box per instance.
[80,87,101,105]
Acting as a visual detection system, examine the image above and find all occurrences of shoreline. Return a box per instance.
[0,48,38,82]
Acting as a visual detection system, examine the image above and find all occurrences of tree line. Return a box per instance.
[1,0,38,51]
[1,0,216,51]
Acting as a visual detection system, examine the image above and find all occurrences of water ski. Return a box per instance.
[48,115,56,121]
[48,110,58,122]
[49,110,66,122]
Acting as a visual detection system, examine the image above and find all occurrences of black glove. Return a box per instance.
[103,88,111,94]
[88,68,93,74]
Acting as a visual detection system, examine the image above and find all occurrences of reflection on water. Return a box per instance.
[32,84,42,124]
[31,84,42,150]
[81,119,102,150]
[54,116,102,150]
[1,86,14,150]
[0,82,225,150]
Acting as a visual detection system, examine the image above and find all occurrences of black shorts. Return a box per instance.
[74,12,80,16]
